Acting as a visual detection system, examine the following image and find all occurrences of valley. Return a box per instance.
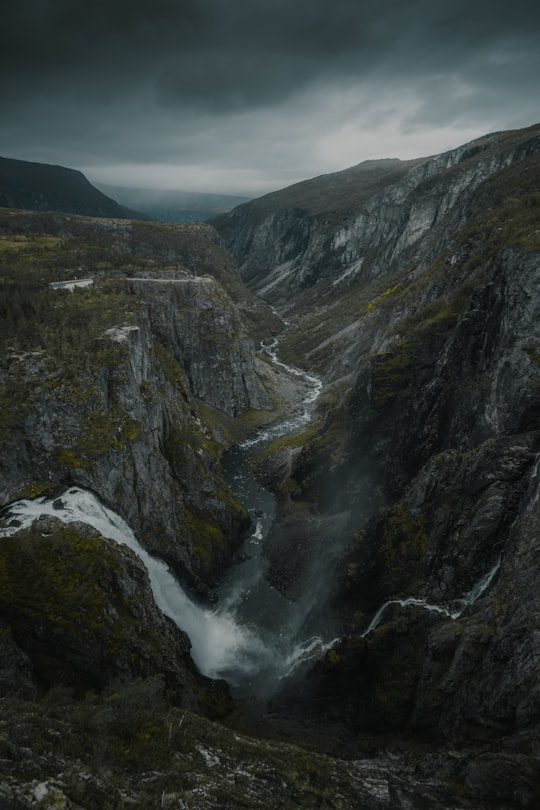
[0,122,539,808]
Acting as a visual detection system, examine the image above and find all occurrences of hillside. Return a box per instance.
[0,156,146,220]
[213,123,540,318]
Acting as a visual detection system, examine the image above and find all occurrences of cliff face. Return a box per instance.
[1,125,540,808]
[258,127,540,803]
[213,124,540,320]
[130,275,271,414]
[0,516,230,712]
[0,210,276,592]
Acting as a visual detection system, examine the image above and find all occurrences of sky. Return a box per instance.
[1,0,539,196]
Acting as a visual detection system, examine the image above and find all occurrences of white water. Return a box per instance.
[0,486,335,694]
[363,556,502,636]
[0,487,266,680]
[0,345,332,695]
[241,337,322,449]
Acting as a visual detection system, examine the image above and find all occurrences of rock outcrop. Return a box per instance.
[213,124,540,323]
[0,210,278,592]
[0,516,230,713]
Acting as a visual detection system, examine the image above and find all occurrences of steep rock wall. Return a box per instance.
[0,212,275,592]
[129,275,271,414]
[264,130,540,793]
[214,124,540,313]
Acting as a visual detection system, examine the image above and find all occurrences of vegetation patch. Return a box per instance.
[378,500,429,592]
[370,339,414,407]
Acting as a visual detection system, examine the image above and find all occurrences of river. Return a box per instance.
[0,338,332,698]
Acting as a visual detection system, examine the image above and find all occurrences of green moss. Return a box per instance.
[0,527,121,634]
[371,339,414,407]
[15,480,57,499]
[523,343,540,365]
[53,446,91,470]
[457,191,540,253]
[365,283,401,313]
[183,506,225,562]
[53,401,142,469]
[0,234,63,254]
[379,500,428,589]
[154,341,189,391]
[325,648,341,666]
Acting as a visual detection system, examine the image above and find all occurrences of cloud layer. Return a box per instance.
[2,0,539,193]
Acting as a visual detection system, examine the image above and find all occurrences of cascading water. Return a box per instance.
[240,337,322,450]
[0,337,331,698]
[206,342,332,695]
[0,487,265,681]
[362,556,503,636]
[0,327,508,698]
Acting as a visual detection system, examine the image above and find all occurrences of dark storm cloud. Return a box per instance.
[1,0,539,192]
[4,0,538,109]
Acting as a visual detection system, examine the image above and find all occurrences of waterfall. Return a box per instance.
[0,487,265,681]
[362,556,502,636]
[0,341,331,696]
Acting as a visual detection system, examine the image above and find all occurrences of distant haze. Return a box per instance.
[1,0,539,195]
[96,184,252,222]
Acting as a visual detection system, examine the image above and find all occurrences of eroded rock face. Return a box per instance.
[0,211,277,592]
[0,517,231,715]
[0,314,251,592]
[213,125,540,312]
[258,126,540,806]
[274,243,540,731]
[129,275,271,415]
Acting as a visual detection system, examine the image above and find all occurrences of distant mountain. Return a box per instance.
[0,156,147,220]
[212,125,540,308]
[96,183,252,223]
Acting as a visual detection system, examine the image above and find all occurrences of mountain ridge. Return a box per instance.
[0,156,147,220]
[212,122,540,313]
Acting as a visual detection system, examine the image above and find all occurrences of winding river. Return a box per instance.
[0,335,503,698]
[0,338,330,698]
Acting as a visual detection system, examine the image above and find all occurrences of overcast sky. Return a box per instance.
[1,0,539,195]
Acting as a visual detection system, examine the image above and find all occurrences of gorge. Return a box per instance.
[0,122,539,808]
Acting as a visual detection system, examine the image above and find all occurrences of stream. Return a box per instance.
[212,340,329,695]
[0,335,504,699]
[0,338,331,698]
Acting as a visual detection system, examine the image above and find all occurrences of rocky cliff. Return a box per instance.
[0,209,278,593]
[0,515,229,709]
[250,126,540,806]
[213,124,539,327]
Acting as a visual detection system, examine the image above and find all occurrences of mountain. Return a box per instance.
[0,209,284,593]
[96,182,252,223]
[216,122,540,804]
[212,124,539,320]
[0,156,147,220]
[1,123,539,808]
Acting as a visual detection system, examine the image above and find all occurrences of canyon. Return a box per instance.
[0,122,539,807]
